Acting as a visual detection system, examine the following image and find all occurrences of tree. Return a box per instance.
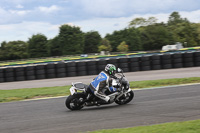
[105,28,142,51]
[0,41,28,60]
[57,24,84,55]
[84,31,102,53]
[28,34,48,58]
[140,23,175,50]
[0,41,7,60]
[192,23,200,46]
[146,17,158,25]
[129,17,146,28]
[167,12,197,47]
[117,41,129,52]
[168,11,189,26]
[47,36,62,56]
[173,22,197,47]
[98,39,112,52]
[129,17,157,28]
[126,28,142,51]
[105,30,127,51]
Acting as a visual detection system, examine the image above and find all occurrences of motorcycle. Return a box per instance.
[65,68,134,110]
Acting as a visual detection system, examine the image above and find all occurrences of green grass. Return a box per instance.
[1,77,200,103]
[130,77,200,89]
[0,86,71,102]
[88,119,200,133]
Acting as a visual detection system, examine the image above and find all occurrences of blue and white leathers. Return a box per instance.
[91,72,108,90]
[89,71,111,102]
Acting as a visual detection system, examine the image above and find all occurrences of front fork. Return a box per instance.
[115,88,132,101]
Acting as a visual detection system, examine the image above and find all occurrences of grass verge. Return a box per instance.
[130,77,200,89]
[88,119,200,133]
[0,86,70,102]
[1,77,200,103]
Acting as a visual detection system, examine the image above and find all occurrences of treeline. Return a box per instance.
[1,11,200,61]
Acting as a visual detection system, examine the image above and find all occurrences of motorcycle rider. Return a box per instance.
[89,64,120,103]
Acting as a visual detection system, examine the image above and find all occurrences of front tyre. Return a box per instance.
[65,93,86,110]
[115,90,134,105]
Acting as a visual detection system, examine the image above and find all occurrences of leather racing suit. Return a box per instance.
[89,71,118,102]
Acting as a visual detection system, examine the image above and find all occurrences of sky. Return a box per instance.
[1,0,200,43]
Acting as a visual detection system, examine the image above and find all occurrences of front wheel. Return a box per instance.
[65,93,86,110]
[115,90,134,105]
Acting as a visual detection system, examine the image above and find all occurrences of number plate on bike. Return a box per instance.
[70,87,76,95]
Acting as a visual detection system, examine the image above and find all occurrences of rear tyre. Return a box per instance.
[65,93,86,110]
[115,90,134,105]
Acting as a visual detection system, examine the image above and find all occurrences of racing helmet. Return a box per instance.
[105,64,116,75]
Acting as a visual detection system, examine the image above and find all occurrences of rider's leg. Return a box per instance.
[94,90,110,102]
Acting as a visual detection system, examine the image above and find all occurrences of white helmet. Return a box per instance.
[105,64,116,76]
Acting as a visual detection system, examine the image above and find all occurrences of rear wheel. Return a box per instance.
[65,93,86,110]
[115,90,134,105]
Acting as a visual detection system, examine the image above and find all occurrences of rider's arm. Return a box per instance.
[108,78,119,92]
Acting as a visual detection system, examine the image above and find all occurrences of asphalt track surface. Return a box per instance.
[0,84,200,133]
[1,67,200,90]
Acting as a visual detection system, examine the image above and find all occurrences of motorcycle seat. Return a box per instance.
[74,83,88,89]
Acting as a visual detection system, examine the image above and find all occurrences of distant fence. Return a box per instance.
[0,51,200,83]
